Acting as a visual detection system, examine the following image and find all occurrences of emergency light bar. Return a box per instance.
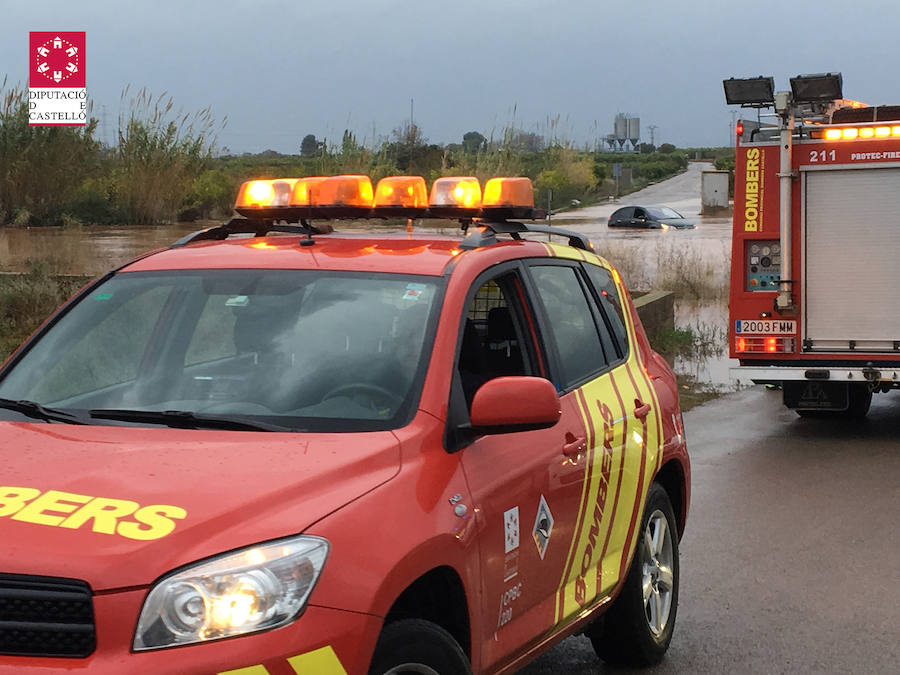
[810,124,900,140]
[234,175,543,222]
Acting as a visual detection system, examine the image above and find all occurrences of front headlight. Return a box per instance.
[133,535,329,650]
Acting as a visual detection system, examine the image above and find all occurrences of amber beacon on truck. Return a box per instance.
[724,73,900,417]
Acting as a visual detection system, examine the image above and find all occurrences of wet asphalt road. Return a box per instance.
[518,386,900,674]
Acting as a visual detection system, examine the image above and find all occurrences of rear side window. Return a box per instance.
[583,264,629,360]
[610,207,631,223]
[529,265,608,389]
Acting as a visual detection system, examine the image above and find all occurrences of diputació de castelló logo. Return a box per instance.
[28,31,87,127]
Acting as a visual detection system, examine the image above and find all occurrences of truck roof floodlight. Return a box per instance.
[790,72,842,103]
[723,76,775,106]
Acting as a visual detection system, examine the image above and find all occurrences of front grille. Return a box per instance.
[0,573,96,658]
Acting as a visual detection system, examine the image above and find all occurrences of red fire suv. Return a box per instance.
[0,175,689,674]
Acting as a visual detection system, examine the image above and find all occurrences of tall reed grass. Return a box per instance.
[598,239,730,301]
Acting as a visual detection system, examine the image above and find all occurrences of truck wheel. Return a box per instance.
[795,383,872,419]
[844,384,872,419]
[368,619,472,675]
[588,483,679,666]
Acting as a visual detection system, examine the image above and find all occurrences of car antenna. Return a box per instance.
[299,219,315,246]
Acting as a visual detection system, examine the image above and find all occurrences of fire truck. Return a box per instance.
[724,72,900,417]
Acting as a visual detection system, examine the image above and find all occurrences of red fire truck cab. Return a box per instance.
[725,72,900,417]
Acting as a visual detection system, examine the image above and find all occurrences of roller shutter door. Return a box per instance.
[804,167,900,350]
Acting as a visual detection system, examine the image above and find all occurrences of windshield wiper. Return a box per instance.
[88,408,291,432]
[0,398,87,425]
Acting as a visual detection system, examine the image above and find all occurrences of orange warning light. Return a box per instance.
[317,175,374,209]
[429,177,482,210]
[374,176,428,209]
[289,177,327,207]
[482,177,534,209]
[235,179,299,209]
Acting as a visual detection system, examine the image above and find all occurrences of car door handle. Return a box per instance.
[563,433,586,459]
[634,399,651,420]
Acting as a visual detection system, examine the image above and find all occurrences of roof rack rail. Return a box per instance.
[169,218,333,248]
[460,220,593,251]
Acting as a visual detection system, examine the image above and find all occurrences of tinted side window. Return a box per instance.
[633,207,646,219]
[529,265,608,389]
[584,264,629,360]
[611,207,631,223]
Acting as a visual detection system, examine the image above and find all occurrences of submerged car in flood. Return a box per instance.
[608,205,695,230]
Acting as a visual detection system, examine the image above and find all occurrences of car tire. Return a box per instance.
[588,482,679,666]
[368,619,472,675]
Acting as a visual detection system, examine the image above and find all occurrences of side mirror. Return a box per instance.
[469,376,561,434]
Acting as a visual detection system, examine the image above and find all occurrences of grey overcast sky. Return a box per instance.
[2,0,897,152]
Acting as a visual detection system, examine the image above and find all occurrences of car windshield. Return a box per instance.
[0,269,441,432]
[646,206,683,220]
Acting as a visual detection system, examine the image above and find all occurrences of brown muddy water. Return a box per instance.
[0,212,742,391]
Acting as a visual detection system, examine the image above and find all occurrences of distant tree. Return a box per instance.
[300,134,322,158]
[658,142,676,154]
[639,142,656,153]
[462,131,486,153]
[341,129,360,155]
[385,122,430,171]
[505,129,544,153]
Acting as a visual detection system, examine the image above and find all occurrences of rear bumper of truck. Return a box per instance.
[730,365,900,385]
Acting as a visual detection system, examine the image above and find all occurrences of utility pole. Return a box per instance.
[409,98,414,170]
[101,104,108,148]
[729,110,737,144]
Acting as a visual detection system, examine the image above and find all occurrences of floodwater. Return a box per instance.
[0,223,200,275]
[0,162,739,388]
[556,162,739,390]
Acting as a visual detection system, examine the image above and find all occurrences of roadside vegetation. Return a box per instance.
[1,81,722,226]
[0,263,86,358]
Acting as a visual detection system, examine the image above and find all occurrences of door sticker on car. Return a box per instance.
[503,506,520,581]
[503,506,519,553]
[532,495,554,560]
